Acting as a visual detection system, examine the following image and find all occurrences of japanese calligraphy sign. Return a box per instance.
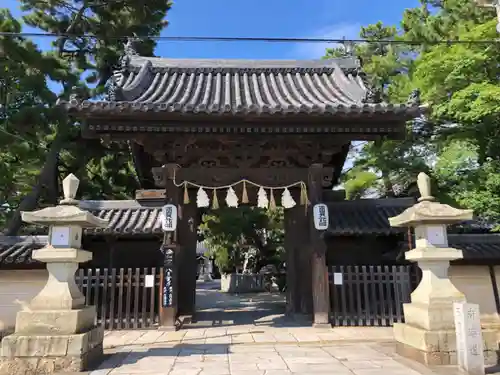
[454,302,484,375]
[160,204,178,232]
[313,203,329,231]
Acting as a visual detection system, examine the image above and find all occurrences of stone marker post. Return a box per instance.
[0,174,108,375]
[389,172,497,366]
[454,302,485,375]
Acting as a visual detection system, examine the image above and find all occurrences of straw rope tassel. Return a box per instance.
[183,182,190,204]
[300,183,307,205]
[241,181,249,204]
[269,188,276,210]
[212,189,219,210]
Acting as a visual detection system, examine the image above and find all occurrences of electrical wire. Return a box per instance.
[1,31,500,45]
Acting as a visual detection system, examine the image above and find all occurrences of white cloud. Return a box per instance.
[291,23,361,59]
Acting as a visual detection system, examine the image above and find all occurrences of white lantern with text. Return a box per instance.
[161,204,178,232]
[312,203,329,231]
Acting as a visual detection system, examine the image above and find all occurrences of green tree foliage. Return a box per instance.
[327,0,500,228]
[0,9,62,225]
[199,207,285,273]
[0,0,171,233]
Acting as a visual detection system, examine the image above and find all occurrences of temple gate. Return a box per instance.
[59,47,423,329]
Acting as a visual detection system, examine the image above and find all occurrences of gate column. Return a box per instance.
[154,164,181,330]
[308,164,331,328]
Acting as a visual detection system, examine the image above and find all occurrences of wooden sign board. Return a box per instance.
[135,189,166,200]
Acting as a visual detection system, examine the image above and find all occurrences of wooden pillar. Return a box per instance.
[158,164,180,330]
[308,163,330,328]
[284,208,297,315]
[177,199,199,316]
[284,205,312,317]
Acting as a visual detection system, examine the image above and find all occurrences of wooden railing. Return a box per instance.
[329,265,420,327]
[75,267,161,330]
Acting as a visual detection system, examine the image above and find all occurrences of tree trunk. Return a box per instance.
[4,131,65,235]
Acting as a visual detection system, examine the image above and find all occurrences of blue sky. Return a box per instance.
[6,0,420,59]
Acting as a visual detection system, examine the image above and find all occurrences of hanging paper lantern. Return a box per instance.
[281,188,296,209]
[196,187,210,208]
[225,187,239,208]
[257,187,268,209]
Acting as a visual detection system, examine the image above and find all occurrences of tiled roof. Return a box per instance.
[327,198,415,235]
[80,200,163,235]
[449,234,500,260]
[0,236,47,264]
[57,56,423,118]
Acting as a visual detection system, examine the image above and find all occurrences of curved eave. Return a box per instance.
[58,99,424,122]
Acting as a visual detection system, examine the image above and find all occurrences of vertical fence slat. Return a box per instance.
[376,266,386,326]
[361,266,370,326]
[117,268,124,330]
[339,266,348,326]
[94,269,101,326]
[125,268,133,329]
[384,265,395,326]
[368,266,378,326]
[150,268,156,326]
[133,268,140,329]
[141,268,148,328]
[354,266,363,326]
[394,266,403,323]
[347,266,356,326]
[109,268,117,330]
[85,269,92,308]
[101,268,109,329]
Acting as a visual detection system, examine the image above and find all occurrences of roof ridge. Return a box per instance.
[125,56,362,71]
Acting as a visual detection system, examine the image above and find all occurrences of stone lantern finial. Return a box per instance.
[417,172,434,202]
[60,173,80,205]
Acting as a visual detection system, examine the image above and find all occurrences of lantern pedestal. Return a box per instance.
[0,174,108,375]
[0,249,104,375]
[388,173,498,366]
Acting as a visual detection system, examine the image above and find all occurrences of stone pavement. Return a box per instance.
[65,280,464,375]
[89,338,443,375]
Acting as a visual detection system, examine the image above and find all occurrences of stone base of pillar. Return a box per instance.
[14,306,96,335]
[394,323,498,366]
[0,326,104,375]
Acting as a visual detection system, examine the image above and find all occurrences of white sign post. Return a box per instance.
[312,203,329,231]
[454,302,485,375]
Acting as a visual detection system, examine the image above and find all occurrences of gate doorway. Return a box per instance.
[329,265,420,327]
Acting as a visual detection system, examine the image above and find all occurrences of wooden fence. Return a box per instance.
[329,265,420,327]
[75,267,161,330]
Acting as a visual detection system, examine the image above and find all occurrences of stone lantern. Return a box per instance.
[389,172,497,365]
[0,174,108,374]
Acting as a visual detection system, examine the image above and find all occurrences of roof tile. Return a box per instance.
[57,56,424,118]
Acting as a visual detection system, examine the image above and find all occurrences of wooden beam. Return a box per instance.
[152,167,333,189]
[308,163,331,328]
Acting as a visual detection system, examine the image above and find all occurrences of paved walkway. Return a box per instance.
[86,280,456,375]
